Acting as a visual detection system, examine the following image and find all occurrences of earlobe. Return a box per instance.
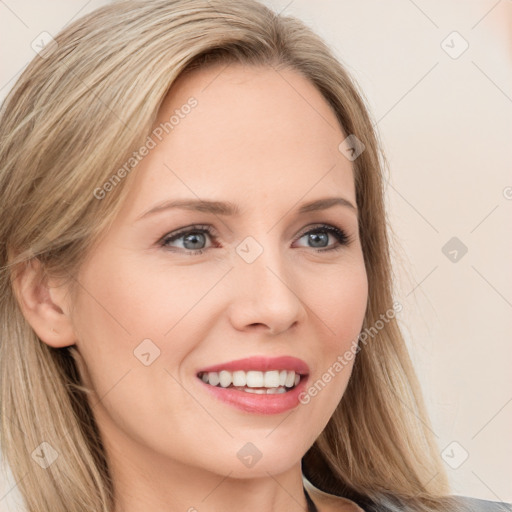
[12,258,76,348]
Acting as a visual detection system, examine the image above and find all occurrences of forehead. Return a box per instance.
[119,63,355,220]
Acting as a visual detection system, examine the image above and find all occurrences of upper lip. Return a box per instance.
[197,356,310,376]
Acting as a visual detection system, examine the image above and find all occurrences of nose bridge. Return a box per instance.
[235,231,289,289]
[229,232,305,333]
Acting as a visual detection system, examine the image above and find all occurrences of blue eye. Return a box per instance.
[295,225,350,251]
[158,225,216,256]
[158,224,353,256]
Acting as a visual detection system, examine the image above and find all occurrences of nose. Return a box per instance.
[227,241,307,336]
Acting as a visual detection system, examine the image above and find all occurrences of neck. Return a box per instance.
[105,435,312,512]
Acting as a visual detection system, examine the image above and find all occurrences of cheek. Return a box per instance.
[298,260,367,415]
[73,251,201,344]
[69,251,220,401]
[310,259,368,350]
[69,259,201,452]
[68,256,159,395]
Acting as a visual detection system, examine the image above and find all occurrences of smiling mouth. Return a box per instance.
[197,369,304,394]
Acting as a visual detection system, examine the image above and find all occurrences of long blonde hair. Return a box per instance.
[0,1,461,511]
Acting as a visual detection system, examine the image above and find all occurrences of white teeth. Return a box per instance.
[208,372,219,386]
[242,387,266,394]
[242,386,288,394]
[264,370,280,387]
[266,387,287,394]
[246,371,264,387]
[284,371,295,388]
[199,369,302,390]
[219,370,232,388]
[232,370,246,387]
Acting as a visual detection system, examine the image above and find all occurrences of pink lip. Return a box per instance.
[196,373,310,415]
[196,356,310,375]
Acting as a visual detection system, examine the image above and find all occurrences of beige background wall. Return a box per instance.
[1,1,511,510]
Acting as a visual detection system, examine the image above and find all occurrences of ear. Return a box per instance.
[12,258,76,348]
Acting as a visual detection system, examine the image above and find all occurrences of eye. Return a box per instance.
[293,224,353,252]
[158,223,354,256]
[158,224,216,256]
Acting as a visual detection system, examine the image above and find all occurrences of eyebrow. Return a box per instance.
[136,196,357,221]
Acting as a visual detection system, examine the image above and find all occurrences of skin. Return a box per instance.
[16,63,368,512]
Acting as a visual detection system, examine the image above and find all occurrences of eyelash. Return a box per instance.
[158,223,354,256]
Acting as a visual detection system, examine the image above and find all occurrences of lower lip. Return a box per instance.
[197,375,309,415]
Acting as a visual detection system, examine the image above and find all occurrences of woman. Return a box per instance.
[0,1,509,511]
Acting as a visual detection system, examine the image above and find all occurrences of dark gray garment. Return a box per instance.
[453,496,512,512]
[360,495,512,512]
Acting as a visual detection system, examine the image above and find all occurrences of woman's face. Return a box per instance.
[68,64,368,482]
